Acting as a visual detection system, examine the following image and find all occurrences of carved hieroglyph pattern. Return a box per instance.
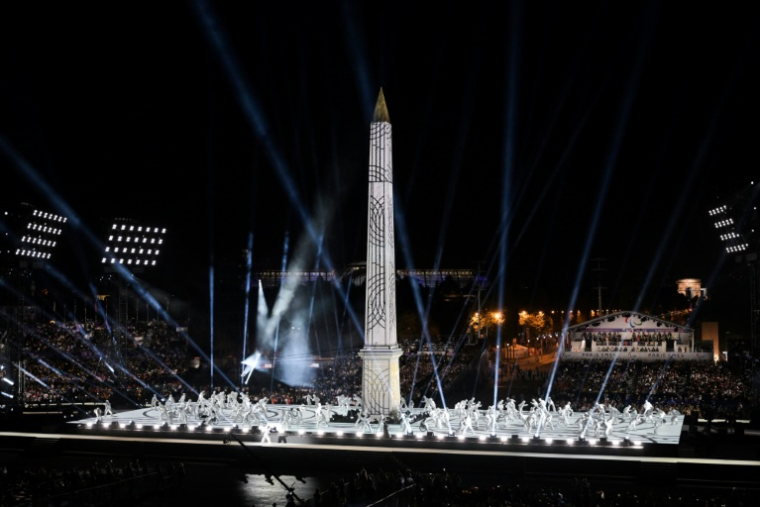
[362,114,401,416]
[366,195,386,331]
[363,361,391,414]
[359,349,402,414]
[368,123,392,183]
[387,193,396,333]
[365,120,397,348]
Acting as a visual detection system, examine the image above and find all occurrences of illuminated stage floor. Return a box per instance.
[72,404,685,446]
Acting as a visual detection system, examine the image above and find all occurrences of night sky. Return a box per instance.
[2,2,759,319]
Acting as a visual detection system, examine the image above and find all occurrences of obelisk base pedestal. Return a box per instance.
[358,347,403,417]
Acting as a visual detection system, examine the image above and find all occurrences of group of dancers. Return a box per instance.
[90,390,680,441]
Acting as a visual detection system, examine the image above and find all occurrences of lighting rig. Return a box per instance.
[0,202,69,413]
[709,180,760,348]
[98,218,167,321]
[101,220,166,269]
[96,218,167,384]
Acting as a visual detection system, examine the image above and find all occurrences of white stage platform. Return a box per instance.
[71,403,685,446]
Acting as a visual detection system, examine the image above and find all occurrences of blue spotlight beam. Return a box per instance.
[192,0,364,343]
[546,7,656,402]
[493,0,522,408]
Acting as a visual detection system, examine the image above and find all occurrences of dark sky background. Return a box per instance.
[2,1,759,323]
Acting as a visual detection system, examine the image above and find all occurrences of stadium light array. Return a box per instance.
[101,219,166,267]
[713,218,734,228]
[3,205,68,262]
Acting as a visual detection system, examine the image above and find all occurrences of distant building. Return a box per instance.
[676,278,706,300]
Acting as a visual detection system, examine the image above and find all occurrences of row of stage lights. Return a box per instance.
[32,209,67,222]
[15,249,52,259]
[112,224,165,234]
[708,205,728,216]
[102,258,158,266]
[719,232,740,241]
[726,244,749,253]
[20,236,56,247]
[107,236,164,245]
[26,222,63,235]
[105,247,160,255]
[79,421,644,448]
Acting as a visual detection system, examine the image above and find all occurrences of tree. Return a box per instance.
[518,311,553,336]
[468,310,505,342]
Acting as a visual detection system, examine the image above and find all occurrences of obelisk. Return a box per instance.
[358,89,402,416]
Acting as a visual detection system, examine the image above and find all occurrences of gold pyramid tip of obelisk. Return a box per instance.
[373,88,390,123]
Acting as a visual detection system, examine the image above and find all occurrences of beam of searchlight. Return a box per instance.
[209,264,215,389]
[547,9,654,400]
[241,232,254,382]
[192,0,363,340]
[339,0,373,122]
[494,0,522,408]
[393,200,442,405]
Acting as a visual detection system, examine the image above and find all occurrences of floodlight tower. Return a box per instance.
[98,218,167,379]
[709,180,760,348]
[0,202,68,411]
[100,218,167,323]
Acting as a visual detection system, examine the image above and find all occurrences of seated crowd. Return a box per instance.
[9,320,476,410]
[6,319,759,422]
[547,358,751,419]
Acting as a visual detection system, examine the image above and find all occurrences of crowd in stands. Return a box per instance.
[398,336,477,403]
[16,320,191,406]
[547,358,751,419]
[5,318,760,422]
[8,320,477,410]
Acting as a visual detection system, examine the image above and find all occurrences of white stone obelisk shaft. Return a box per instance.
[358,89,402,416]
